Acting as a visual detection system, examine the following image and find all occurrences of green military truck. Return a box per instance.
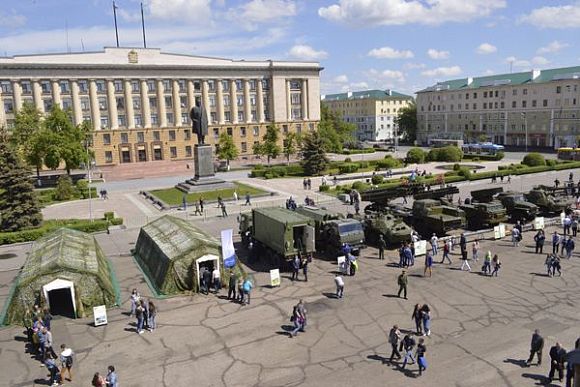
[295,206,366,256]
[525,187,573,215]
[460,188,508,230]
[410,199,466,236]
[496,191,539,221]
[361,212,413,246]
[240,207,316,269]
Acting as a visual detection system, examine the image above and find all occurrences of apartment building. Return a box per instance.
[321,89,414,142]
[0,47,322,166]
[416,66,580,148]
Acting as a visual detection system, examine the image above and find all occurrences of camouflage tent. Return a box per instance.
[134,215,222,295]
[5,228,117,325]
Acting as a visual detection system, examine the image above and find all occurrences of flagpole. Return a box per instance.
[141,2,147,48]
[113,1,120,47]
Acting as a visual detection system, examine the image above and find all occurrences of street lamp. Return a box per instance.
[522,112,528,152]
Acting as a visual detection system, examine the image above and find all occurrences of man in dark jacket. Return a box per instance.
[548,342,566,382]
[397,270,408,299]
[526,329,544,366]
[227,270,237,300]
[388,325,402,362]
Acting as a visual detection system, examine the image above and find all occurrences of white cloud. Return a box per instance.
[367,46,414,59]
[484,69,495,76]
[537,40,569,54]
[381,70,404,79]
[532,56,550,66]
[421,66,462,77]
[505,56,531,69]
[146,0,212,23]
[319,0,506,26]
[404,62,426,70]
[427,49,449,60]
[476,43,497,55]
[520,4,580,29]
[226,0,297,30]
[364,68,405,83]
[287,44,328,61]
[333,75,349,83]
[348,82,369,90]
[0,9,26,28]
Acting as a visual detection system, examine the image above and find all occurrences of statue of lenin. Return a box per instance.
[189,101,209,145]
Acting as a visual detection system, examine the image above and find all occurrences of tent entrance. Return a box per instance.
[195,254,220,292]
[43,279,77,318]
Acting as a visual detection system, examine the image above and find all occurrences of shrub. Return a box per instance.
[253,164,265,170]
[351,181,368,191]
[428,145,463,162]
[522,152,546,167]
[458,167,472,179]
[271,166,287,177]
[264,172,274,179]
[338,163,360,174]
[344,157,352,163]
[453,163,461,171]
[55,175,75,201]
[371,174,384,185]
[546,159,557,167]
[406,148,426,164]
[319,184,330,192]
[104,211,115,221]
[375,157,401,170]
[495,151,504,161]
[358,161,369,169]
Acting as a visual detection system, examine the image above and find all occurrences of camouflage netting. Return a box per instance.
[5,228,117,325]
[134,215,222,295]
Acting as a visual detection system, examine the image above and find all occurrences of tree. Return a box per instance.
[216,132,238,169]
[283,132,298,165]
[301,131,329,176]
[395,102,417,143]
[43,106,91,175]
[261,124,281,165]
[0,141,42,231]
[54,175,75,201]
[318,105,356,152]
[12,102,44,181]
[522,152,546,167]
[406,147,426,164]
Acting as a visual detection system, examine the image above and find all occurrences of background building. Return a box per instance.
[321,89,413,142]
[416,66,580,148]
[0,47,322,166]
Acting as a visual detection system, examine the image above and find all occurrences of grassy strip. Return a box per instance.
[37,187,98,207]
[150,182,267,206]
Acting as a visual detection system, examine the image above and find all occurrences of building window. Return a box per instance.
[532,100,537,107]
[98,97,107,111]
[262,79,270,90]
[222,80,230,91]
[240,127,246,137]
[118,115,126,127]
[105,151,113,163]
[523,88,528,95]
[40,81,51,94]
[166,112,174,124]
[96,80,106,93]
[253,126,259,136]
[181,113,189,124]
[100,117,109,128]
[103,133,111,145]
[283,124,289,134]
[238,111,244,122]
[163,80,171,92]
[116,97,125,110]
[184,130,191,140]
[114,80,123,92]
[296,124,302,134]
[59,81,70,93]
[121,132,129,143]
[209,95,216,107]
[21,81,31,94]
[213,128,219,140]
[3,100,13,113]
[224,111,231,122]
[137,131,145,142]
[170,146,177,158]
[149,97,157,110]
[250,95,257,106]
[291,93,301,104]
[208,80,215,91]
[133,97,141,109]
[542,99,548,107]
[44,99,53,112]
[153,131,160,141]
[512,101,516,108]
[241,142,247,153]
[223,95,230,107]
[134,115,142,127]
[522,101,527,108]
[180,96,187,109]
[164,96,172,108]
[151,114,158,125]
[62,98,72,110]
[237,95,244,106]
[185,145,192,157]
[178,80,186,92]
[473,92,477,99]
[483,91,488,98]
[78,80,88,93]
[193,80,201,91]
[249,80,256,91]
[147,80,156,92]
[251,110,257,121]
[210,112,217,123]
[556,86,561,94]
[483,103,487,109]
[500,102,505,109]
[169,130,176,141]
[226,127,233,136]
[131,81,140,92]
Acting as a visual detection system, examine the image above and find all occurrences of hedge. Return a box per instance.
[0,217,124,245]
[463,152,504,161]
[338,163,360,174]
[522,152,546,167]
[426,146,463,162]
[406,148,426,164]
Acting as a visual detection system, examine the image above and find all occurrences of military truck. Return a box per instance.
[409,199,466,236]
[459,188,508,230]
[240,207,316,269]
[360,212,414,246]
[295,206,366,255]
[525,187,573,215]
[496,191,539,221]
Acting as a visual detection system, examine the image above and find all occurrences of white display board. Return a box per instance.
[534,217,545,230]
[337,256,346,274]
[93,305,108,326]
[414,240,427,256]
[494,224,506,239]
[269,269,280,287]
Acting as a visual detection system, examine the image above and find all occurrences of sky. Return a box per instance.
[0,0,579,97]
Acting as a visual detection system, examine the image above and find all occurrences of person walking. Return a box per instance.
[459,233,467,252]
[572,217,578,237]
[296,299,308,332]
[378,235,386,260]
[421,304,432,336]
[201,267,212,295]
[491,254,501,276]
[135,301,144,334]
[534,230,545,254]
[245,193,251,206]
[212,267,221,293]
[291,255,300,281]
[59,344,74,382]
[526,329,544,366]
[43,327,57,358]
[482,251,492,275]
[334,274,344,298]
[148,300,157,331]
[44,353,61,387]
[430,234,438,256]
[424,252,433,277]
[563,215,571,235]
[440,239,452,264]
[472,240,480,262]
[105,365,118,387]
[552,255,562,276]
[400,334,416,369]
[552,231,561,254]
[290,302,305,337]
[302,256,309,282]
[403,243,414,268]
[242,277,253,305]
[512,227,521,247]
[193,201,202,216]
[545,254,554,277]
[199,197,204,213]
[548,342,566,382]
[397,270,408,299]
[227,270,237,300]
[129,289,139,317]
[565,237,575,259]
[221,201,228,217]
[233,190,238,203]
[412,304,423,335]
[388,325,402,362]
[416,338,427,376]
[460,244,471,271]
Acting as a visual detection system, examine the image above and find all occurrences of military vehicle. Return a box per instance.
[362,184,459,213]
[525,187,573,215]
[459,188,508,230]
[409,199,466,236]
[295,206,366,255]
[239,207,316,269]
[360,212,414,246]
[496,191,539,221]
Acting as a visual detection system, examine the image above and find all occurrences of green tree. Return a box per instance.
[283,132,298,165]
[43,106,91,174]
[12,102,44,180]
[395,102,417,143]
[261,124,281,165]
[301,131,329,176]
[216,132,238,169]
[522,152,546,167]
[0,141,42,231]
[406,147,426,164]
[318,105,356,152]
[54,175,75,200]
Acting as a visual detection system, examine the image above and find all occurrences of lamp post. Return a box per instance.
[523,112,528,152]
[84,135,94,223]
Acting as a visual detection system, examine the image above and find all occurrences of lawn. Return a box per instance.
[150,182,268,206]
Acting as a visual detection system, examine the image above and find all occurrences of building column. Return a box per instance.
[11,80,23,112]
[187,80,195,111]
[230,79,238,124]
[202,80,210,122]
[216,79,224,124]
[0,90,5,127]
[257,78,265,123]
[51,80,61,108]
[549,109,555,148]
[107,80,118,129]
[71,80,83,125]
[157,80,167,127]
[32,80,44,114]
[140,80,151,128]
[243,79,251,124]
[124,80,135,129]
[173,80,182,127]
[301,79,308,121]
[89,79,100,128]
[286,80,292,121]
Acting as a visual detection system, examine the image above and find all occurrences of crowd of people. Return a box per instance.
[526,329,579,385]
[129,289,157,335]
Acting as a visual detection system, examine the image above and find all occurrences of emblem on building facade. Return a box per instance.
[128,50,138,64]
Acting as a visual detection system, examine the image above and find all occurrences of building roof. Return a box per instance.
[322,89,413,101]
[418,66,580,93]
[254,207,312,224]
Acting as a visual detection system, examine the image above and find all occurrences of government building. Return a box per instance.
[321,89,413,142]
[0,47,322,166]
[416,66,580,149]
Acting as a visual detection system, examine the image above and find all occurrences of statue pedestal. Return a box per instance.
[175,145,234,193]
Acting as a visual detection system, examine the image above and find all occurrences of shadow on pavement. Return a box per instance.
[521,372,556,386]
[322,292,338,299]
[367,354,388,364]
[503,358,528,368]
